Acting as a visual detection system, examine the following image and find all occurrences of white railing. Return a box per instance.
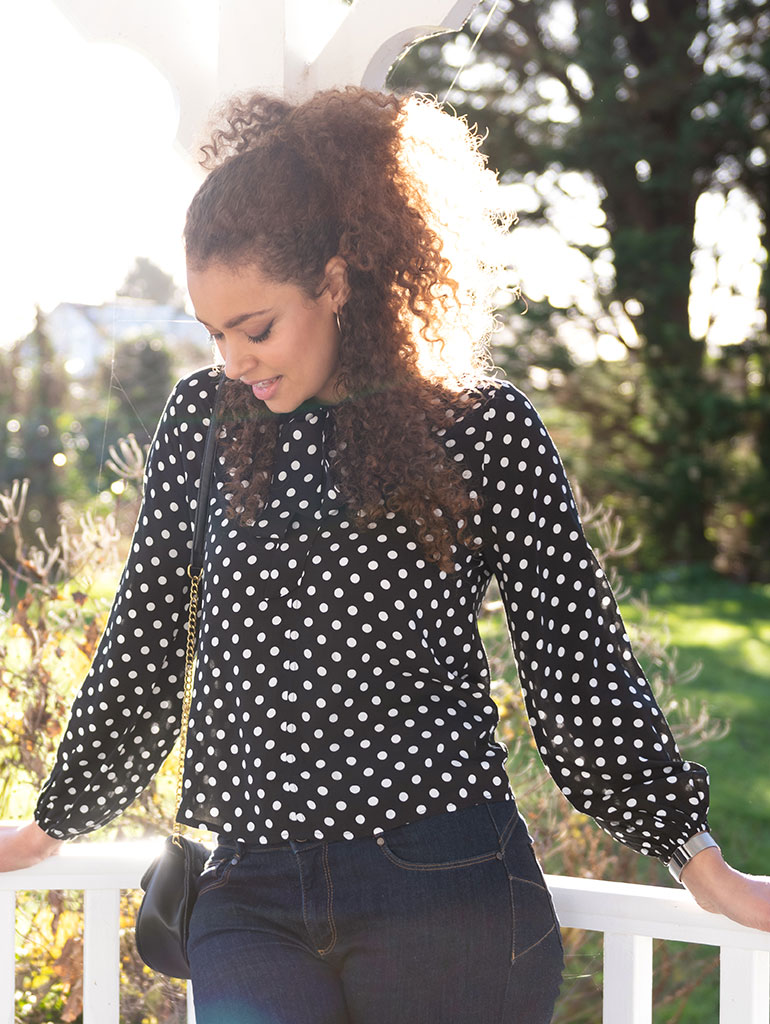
[547,874,770,1023]
[1,843,768,1024]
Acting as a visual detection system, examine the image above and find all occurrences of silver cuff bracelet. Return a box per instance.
[666,831,720,884]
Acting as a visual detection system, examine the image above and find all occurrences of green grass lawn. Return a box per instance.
[621,566,769,1024]
[620,564,770,876]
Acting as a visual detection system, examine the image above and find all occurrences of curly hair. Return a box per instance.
[184,87,514,571]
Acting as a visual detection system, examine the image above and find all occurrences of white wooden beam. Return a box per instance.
[305,0,479,94]
[48,0,217,152]
[217,0,287,100]
[51,0,481,150]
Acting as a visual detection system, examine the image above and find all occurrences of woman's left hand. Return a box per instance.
[681,847,770,932]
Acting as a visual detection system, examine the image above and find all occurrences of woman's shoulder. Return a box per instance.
[168,364,223,409]
[445,376,545,433]
[158,365,223,429]
[149,366,222,452]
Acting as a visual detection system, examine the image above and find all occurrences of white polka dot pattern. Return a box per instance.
[34,368,709,859]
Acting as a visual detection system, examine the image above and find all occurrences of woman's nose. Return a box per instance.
[218,336,255,381]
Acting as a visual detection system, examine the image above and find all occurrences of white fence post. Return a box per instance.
[603,932,653,1024]
[0,892,14,1024]
[83,889,121,1023]
[719,947,770,1024]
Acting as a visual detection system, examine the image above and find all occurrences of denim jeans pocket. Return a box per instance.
[374,802,508,871]
[197,846,239,896]
[501,831,563,963]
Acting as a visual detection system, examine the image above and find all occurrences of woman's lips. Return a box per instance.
[250,375,282,400]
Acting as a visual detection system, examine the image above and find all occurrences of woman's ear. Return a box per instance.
[323,255,350,312]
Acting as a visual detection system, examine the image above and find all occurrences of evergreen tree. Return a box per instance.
[79,334,174,492]
[117,256,184,308]
[11,310,67,545]
[391,0,770,571]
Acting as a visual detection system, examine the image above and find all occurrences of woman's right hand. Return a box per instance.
[0,821,64,872]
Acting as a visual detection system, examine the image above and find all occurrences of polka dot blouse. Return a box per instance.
[35,366,709,860]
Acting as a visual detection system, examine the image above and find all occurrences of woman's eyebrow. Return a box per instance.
[197,309,272,330]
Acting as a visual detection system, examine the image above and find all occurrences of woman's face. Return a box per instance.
[187,259,346,413]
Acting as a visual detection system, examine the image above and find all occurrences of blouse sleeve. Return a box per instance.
[479,381,710,860]
[34,371,217,839]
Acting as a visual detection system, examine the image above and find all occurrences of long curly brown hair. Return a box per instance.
[184,87,513,572]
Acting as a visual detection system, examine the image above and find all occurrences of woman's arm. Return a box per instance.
[31,369,220,842]
[0,822,64,871]
[478,381,768,931]
[478,381,709,860]
[682,843,770,932]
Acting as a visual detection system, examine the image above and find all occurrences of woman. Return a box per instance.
[1,87,768,1024]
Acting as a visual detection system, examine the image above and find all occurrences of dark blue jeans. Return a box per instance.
[187,799,564,1023]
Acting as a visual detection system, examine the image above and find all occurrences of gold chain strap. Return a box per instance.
[171,564,202,846]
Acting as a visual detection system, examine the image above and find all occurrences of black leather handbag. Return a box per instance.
[135,835,210,978]
[134,374,223,979]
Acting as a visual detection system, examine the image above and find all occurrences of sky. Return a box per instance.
[1,0,765,358]
[1,0,202,346]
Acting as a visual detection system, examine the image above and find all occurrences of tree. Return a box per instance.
[3,310,68,548]
[78,334,174,495]
[117,256,184,308]
[391,0,770,572]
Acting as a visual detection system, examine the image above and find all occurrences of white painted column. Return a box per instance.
[47,0,218,151]
[217,0,287,99]
[720,947,770,1024]
[306,0,479,92]
[83,889,121,1023]
[51,0,481,148]
[603,932,653,1024]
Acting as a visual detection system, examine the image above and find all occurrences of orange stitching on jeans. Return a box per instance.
[513,921,557,961]
[298,856,313,944]
[379,846,500,871]
[317,843,337,956]
[484,801,521,853]
[499,807,522,851]
[507,874,559,962]
[507,873,548,893]
[197,859,234,897]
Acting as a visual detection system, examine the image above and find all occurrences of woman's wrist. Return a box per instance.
[25,821,65,857]
[678,844,725,885]
[666,830,720,884]
[0,821,65,873]
[678,843,770,932]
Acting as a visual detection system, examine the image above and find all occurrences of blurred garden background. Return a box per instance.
[1,0,769,1021]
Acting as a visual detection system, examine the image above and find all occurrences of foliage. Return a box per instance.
[15,890,85,1024]
[76,335,173,496]
[1,316,173,525]
[0,312,66,554]
[0,467,192,1023]
[13,887,189,1024]
[118,257,185,309]
[621,563,770,875]
[390,0,770,577]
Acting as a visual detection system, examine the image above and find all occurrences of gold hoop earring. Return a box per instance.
[334,311,342,334]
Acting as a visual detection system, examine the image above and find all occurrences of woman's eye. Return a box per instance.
[247,321,274,345]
